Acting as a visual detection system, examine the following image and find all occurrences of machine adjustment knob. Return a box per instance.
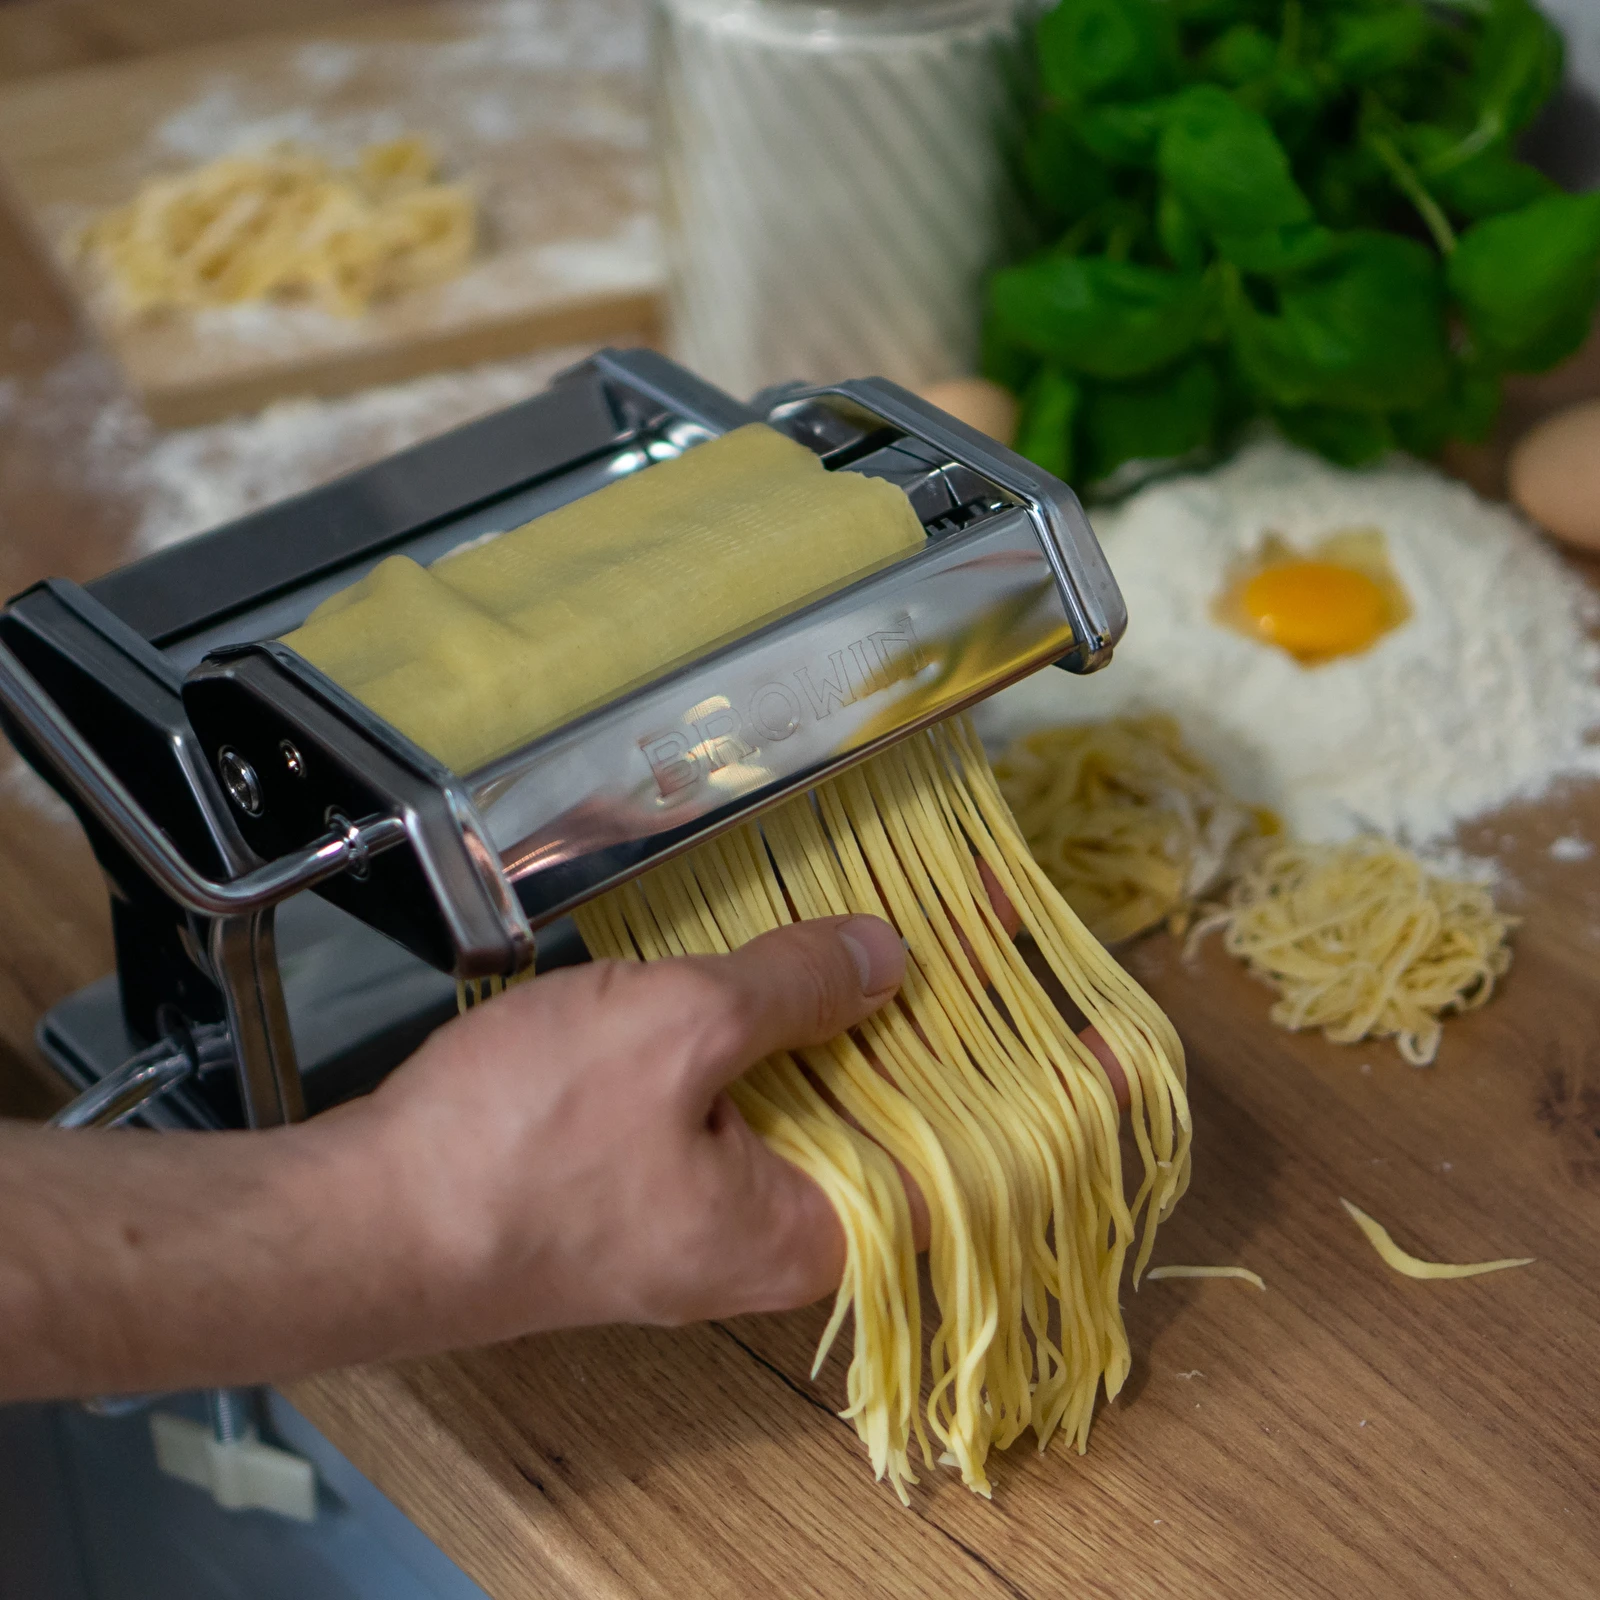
[218,747,264,817]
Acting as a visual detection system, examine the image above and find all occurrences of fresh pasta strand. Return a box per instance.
[570,718,1189,1501]
[1340,1200,1534,1281]
[1145,1265,1266,1290]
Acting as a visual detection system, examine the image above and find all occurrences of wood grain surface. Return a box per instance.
[1,4,1598,1596]
[282,870,1600,1599]
[0,0,661,426]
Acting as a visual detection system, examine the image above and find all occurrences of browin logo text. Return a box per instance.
[638,617,923,801]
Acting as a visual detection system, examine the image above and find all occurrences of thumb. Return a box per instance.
[671,914,905,1101]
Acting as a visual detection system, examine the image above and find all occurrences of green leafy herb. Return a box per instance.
[1471,0,1564,141]
[1405,125,1554,221]
[1448,191,1600,369]
[1327,6,1432,83]
[987,256,1214,378]
[1014,367,1082,479]
[988,0,1595,489]
[1037,0,1179,105]
[1275,403,1396,466]
[1228,231,1450,410]
[1159,85,1314,242]
[1082,353,1222,478]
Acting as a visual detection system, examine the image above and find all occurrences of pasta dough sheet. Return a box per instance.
[284,423,925,772]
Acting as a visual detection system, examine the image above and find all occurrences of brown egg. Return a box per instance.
[918,377,1018,445]
[1508,398,1600,549]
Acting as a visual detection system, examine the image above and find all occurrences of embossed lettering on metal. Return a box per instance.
[466,505,1076,922]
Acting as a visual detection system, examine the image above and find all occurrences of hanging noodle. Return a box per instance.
[572,718,1189,1499]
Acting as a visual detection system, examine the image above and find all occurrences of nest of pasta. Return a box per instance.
[75,135,478,318]
[1190,837,1516,1066]
[995,714,1269,945]
[996,715,1516,1065]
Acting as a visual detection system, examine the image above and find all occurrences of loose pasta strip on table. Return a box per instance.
[1145,1265,1265,1290]
[1341,1200,1533,1281]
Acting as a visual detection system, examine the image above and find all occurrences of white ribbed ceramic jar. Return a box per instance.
[654,0,1027,397]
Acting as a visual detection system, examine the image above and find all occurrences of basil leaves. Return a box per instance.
[987,0,1596,487]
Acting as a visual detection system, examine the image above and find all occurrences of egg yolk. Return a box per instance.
[1236,561,1391,662]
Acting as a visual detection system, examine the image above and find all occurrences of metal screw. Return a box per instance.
[218,748,263,817]
[326,809,370,880]
[279,740,306,779]
[207,1387,255,1445]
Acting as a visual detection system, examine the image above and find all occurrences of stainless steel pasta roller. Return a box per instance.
[0,349,1124,1134]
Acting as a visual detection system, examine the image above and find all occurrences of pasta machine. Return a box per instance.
[0,349,1125,1135]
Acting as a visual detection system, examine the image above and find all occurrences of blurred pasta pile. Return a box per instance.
[75,135,477,318]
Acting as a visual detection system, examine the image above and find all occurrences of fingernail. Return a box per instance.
[839,915,905,996]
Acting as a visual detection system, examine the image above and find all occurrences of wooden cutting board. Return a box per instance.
[0,0,662,426]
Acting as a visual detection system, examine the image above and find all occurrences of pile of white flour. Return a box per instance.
[977,439,1600,845]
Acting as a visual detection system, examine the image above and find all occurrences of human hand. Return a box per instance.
[350,880,1130,1355]
[0,887,1126,1402]
[348,914,909,1345]
[0,916,909,1402]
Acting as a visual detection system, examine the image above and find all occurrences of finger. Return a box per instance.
[978,856,1022,939]
[659,914,905,1102]
[1080,1025,1130,1112]
[699,1091,850,1315]
[938,854,1023,992]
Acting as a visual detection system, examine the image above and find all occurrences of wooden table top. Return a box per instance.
[2,4,1598,1597]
